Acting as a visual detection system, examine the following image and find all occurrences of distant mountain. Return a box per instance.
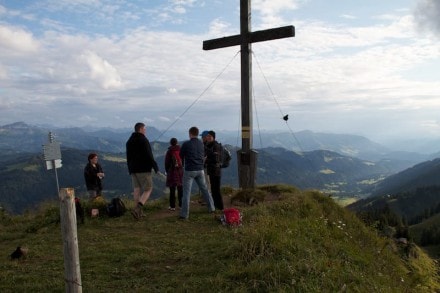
[3,121,438,214]
[248,130,389,158]
[222,130,429,164]
[381,137,440,155]
[1,144,401,214]
[0,122,429,167]
[0,122,164,154]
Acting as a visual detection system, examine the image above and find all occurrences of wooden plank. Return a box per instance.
[203,25,295,50]
[250,25,295,44]
[203,34,242,50]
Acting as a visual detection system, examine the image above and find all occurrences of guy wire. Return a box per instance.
[252,51,326,189]
[153,50,240,142]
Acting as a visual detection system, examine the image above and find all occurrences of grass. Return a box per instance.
[1,185,439,292]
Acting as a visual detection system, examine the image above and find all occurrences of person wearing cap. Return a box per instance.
[205,130,224,211]
[179,126,215,219]
[198,130,211,205]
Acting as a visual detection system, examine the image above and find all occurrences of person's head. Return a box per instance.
[200,130,209,142]
[134,122,146,134]
[88,153,98,163]
[207,130,216,141]
[170,137,178,146]
[207,130,215,140]
[189,126,199,138]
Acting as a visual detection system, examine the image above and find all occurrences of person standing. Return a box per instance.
[164,138,183,211]
[84,153,105,200]
[200,130,211,191]
[205,130,224,211]
[179,126,215,219]
[197,130,210,206]
[126,122,159,220]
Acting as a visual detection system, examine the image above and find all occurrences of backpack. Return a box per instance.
[220,208,242,227]
[107,197,126,217]
[171,151,182,169]
[219,143,232,168]
[74,197,85,224]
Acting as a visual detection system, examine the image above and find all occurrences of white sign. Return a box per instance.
[46,159,62,170]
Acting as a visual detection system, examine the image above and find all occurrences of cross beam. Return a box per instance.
[203,26,295,50]
[203,0,295,189]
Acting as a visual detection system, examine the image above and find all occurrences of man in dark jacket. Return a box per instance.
[205,130,224,211]
[126,122,159,220]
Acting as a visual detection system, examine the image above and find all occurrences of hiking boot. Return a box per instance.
[130,210,139,220]
[131,205,141,220]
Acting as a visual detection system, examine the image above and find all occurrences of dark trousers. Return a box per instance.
[169,185,183,208]
[209,175,224,210]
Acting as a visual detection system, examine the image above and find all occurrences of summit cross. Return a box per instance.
[203,0,295,189]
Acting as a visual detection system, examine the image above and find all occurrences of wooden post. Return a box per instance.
[59,188,82,293]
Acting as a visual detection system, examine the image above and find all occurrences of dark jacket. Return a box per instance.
[205,140,221,176]
[84,163,103,192]
[126,132,158,174]
[180,137,205,171]
[165,144,183,187]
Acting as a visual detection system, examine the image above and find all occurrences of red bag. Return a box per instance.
[221,208,242,226]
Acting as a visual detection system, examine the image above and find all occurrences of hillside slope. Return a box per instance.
[347,158,440,222]
[367,158,440,197]
[0,185,438,292]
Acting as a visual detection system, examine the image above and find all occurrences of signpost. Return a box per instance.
[43,132,62,192]
[42,133,82,292]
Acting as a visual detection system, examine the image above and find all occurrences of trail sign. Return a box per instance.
[42,132,62,193]
[43,141,61,161]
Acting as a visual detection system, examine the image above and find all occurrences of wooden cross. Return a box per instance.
[203,0,295,189]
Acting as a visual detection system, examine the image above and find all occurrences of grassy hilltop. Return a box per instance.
[0,185,439,292]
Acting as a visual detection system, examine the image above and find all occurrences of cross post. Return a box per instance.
[203,0,295,189]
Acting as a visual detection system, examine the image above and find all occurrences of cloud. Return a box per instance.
[254,0,300,27]
[0,1,439,143]
[81,50,123,90]
[0,25,40,55]
[414,0,440,35]
[207,18,233,37]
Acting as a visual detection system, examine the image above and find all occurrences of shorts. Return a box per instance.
[131,172,153,190]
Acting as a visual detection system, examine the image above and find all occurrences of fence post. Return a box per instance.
[59,188,82,293]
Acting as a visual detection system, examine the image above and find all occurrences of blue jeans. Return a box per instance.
[180,170,215,219]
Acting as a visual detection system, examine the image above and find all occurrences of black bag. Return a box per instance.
[107,197,126,217]
[219,144,232,168]
[74,197,85,224]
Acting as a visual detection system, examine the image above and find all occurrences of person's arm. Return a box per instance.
[179,144,186,167]
[145,139,159,173]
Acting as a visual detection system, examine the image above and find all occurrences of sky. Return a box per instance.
[0,0,439,143]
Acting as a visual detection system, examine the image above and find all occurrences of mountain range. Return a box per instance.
[1,121,440,217]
